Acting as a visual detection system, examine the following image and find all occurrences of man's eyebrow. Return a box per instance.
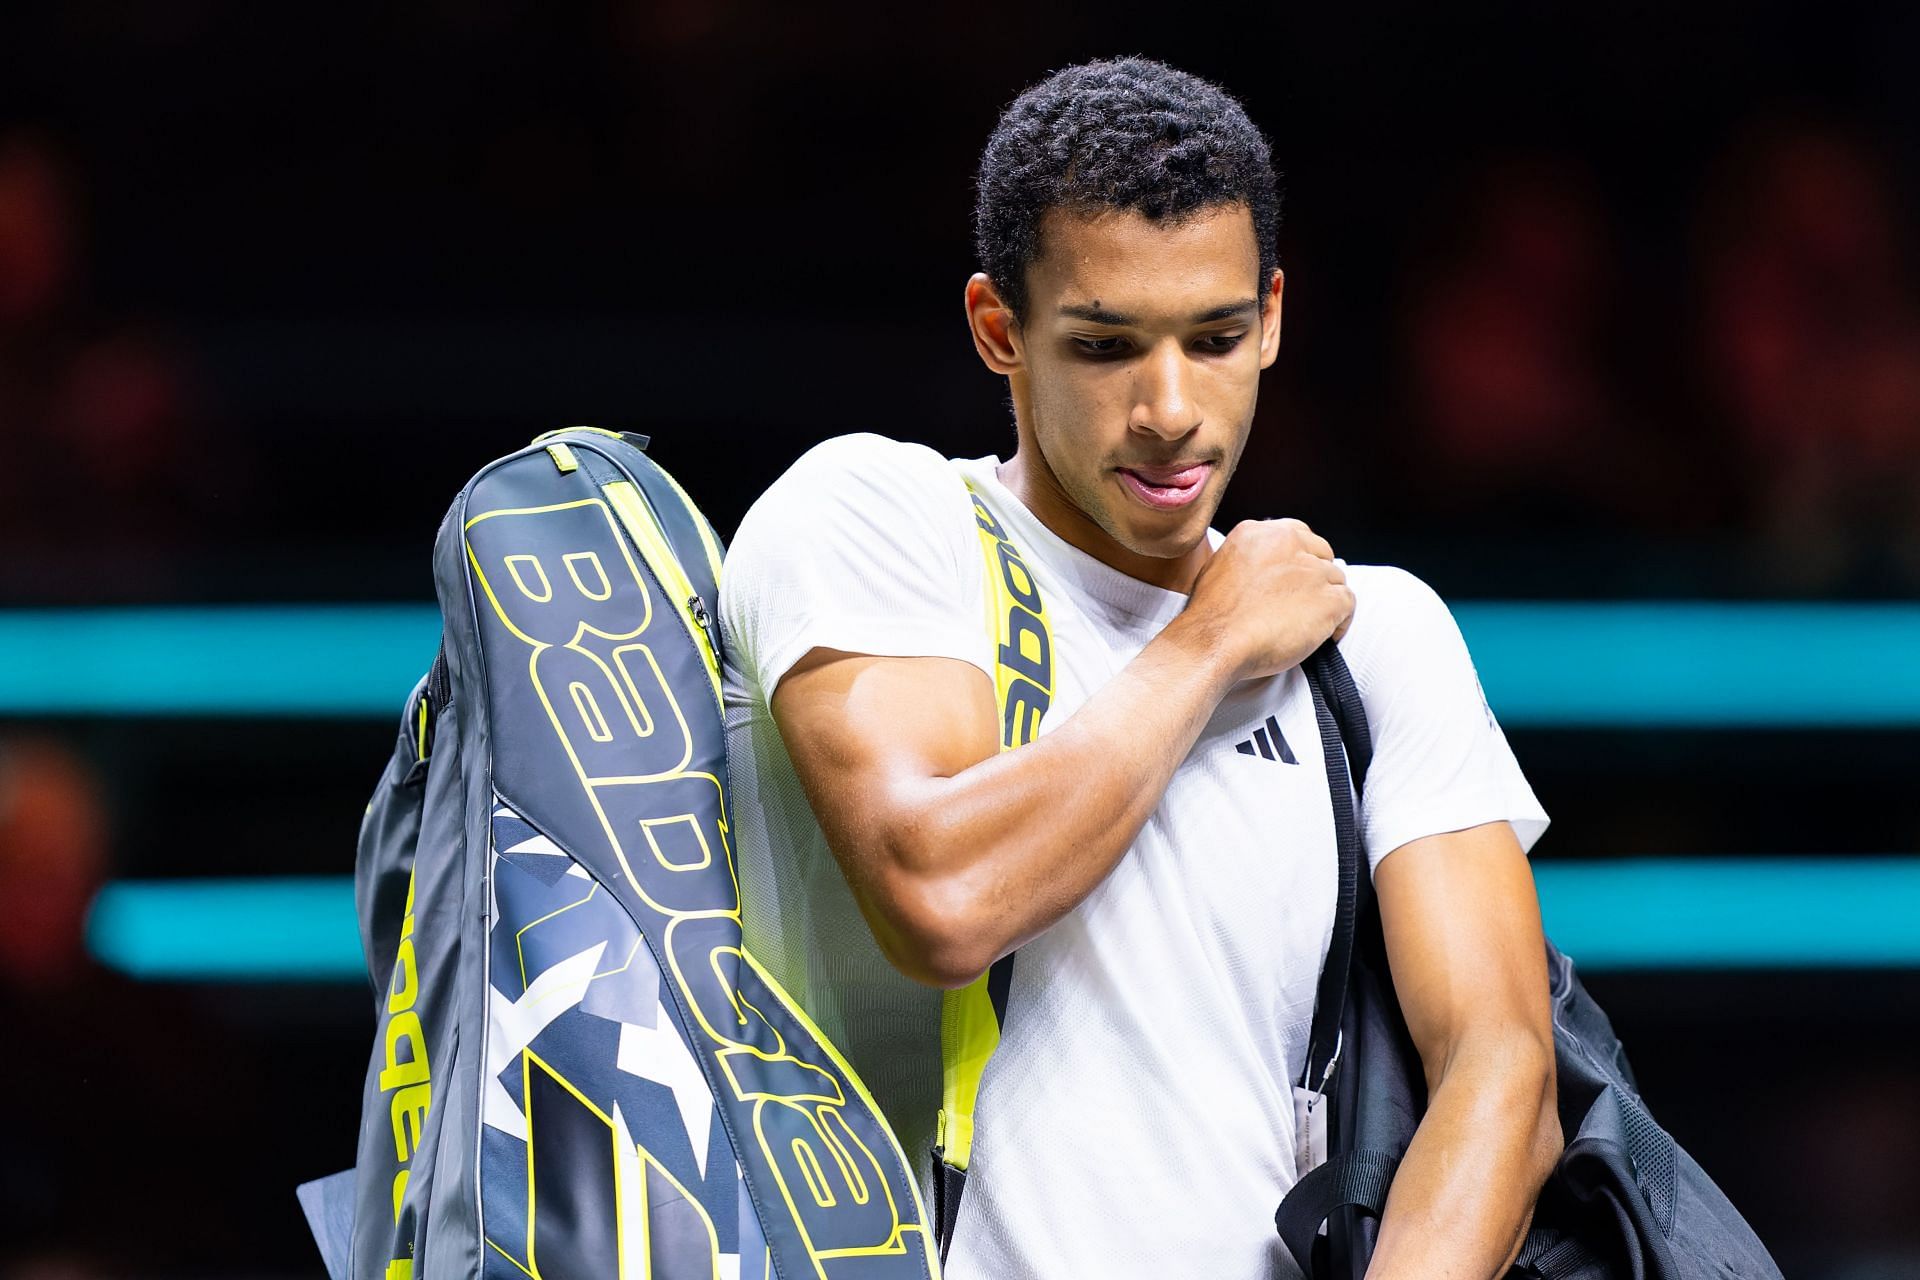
[1056,299,1260,325]
[1057,302,1134,325]
[1191,300,1259,323]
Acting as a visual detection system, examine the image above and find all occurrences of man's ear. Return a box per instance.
[1258,266,1285,369]
[965,272,1023,375]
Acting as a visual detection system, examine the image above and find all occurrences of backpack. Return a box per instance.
[300,428,941,1280]
[1277,644,1784,1280]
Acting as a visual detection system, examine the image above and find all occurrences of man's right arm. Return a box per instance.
[769,517,1353,988]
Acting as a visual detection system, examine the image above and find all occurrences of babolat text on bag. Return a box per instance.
[300,428,941,1280]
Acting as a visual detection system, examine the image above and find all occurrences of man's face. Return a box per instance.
[999,201,1281,574]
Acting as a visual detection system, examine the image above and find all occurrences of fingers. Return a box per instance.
[1332,583,1356,642]
[1202,519,1356,679]
[1273,517,1336,562]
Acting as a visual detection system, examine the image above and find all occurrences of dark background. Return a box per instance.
[1,2,1917,1276]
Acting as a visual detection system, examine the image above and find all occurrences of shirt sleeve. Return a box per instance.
[1336,564,1550,875]
[720,432,993,700]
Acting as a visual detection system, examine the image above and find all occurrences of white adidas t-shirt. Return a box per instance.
[720,432,1549,1279]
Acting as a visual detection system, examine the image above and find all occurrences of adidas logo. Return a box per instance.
[1234,715,1298,764]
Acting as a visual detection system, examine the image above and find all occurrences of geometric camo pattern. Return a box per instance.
[480,796,770,1280]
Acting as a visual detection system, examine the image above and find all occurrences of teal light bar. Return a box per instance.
[0,606,439,716]
[85,859,1920,981]
[6,603,1920,724]
[88,876,364,981]
[1458,603,1920,726]
[1535,857,1920,970]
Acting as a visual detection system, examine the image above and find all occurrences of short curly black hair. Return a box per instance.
[974,56,1282,323]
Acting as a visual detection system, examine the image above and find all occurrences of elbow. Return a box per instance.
[861,828,1002,990]
[875,873,1000,990]
[1522,1035,1564,1186]
[1440,1024,1562,1187]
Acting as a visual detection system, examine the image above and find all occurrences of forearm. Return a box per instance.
[1364,1031,1561,1280]
[777,517,1353,987]
[867,609,1237,982]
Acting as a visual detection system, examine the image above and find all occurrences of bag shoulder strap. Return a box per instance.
[1275,644,1380,1273]
[1300,642,1372,1093]
[932,471,1056,1259]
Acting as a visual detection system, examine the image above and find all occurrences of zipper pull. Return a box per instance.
[688,594,719,653]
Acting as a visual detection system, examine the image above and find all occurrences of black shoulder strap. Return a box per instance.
[1274,1149,1400,1271]
[1299,640,1372,1093]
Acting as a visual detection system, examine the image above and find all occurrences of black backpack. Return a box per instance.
[1278,644,1784,1280]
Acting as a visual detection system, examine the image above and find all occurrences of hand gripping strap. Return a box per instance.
[933,477,1054,1260]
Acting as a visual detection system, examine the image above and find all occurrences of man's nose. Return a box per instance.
[1129,340,1203,439]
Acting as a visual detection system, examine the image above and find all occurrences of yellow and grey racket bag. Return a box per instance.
[301,428,940,1280]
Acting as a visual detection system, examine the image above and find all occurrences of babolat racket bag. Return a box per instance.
[300,428,940,1280]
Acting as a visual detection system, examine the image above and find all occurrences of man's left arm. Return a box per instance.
[1363,818,1563,1280]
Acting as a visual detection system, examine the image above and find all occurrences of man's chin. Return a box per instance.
[1113,511,1213,562]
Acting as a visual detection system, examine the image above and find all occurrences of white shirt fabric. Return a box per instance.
[720,432,1550,1279]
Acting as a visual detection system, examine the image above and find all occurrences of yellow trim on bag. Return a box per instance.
[936,478,1054,1174]
[652,461,726,587]
[602,480,723,709]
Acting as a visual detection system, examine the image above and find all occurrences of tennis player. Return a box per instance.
[721,56,1559,1278]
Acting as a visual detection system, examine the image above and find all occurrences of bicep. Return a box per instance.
[770,646,1000,892]
[1373,821,1552,1085]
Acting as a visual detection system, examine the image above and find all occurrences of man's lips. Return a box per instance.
[1116,461,1214,510]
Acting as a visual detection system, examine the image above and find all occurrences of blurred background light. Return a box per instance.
[8,602,1920,724]
[0,606,438,716]
[87,875,364,981]
[83,857,1920,981]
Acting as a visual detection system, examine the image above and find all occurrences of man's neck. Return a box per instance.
[995,449,1212,595]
